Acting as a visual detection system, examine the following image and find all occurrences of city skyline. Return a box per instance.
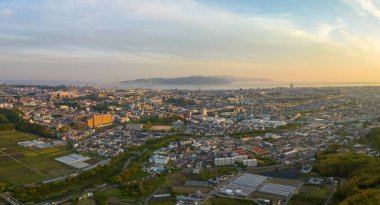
[1,0,380,83]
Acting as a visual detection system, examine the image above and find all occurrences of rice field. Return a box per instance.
[0,131,74,186]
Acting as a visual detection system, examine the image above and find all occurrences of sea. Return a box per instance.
[3,80,380,90]
[112,81,380,90]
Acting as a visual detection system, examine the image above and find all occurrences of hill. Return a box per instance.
[121,75,269,85]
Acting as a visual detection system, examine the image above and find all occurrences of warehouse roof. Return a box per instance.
[258,183,297,197]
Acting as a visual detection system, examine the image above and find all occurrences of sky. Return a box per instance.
[1,0,380,83]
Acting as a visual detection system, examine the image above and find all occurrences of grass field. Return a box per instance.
[61,199,96,205]
[77,199,97,205]
[95,188,137,205]
[0,131,74,186]
[129,171,149,181]
[288,185,331,205]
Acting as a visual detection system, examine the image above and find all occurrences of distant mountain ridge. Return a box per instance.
[121,75,269,85]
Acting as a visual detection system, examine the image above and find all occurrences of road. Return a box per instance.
[144,187,160,205]
[122,157,134,170]
[0,192,23,205]
[324,182,337,205]
[143,173,169,205]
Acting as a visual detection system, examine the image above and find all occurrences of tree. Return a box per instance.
[315,143,380,204]
[0,182,7,192]
[143,121,152,130]
[340,189,380,205]
[112,176,121,183]
[315,152,370,177]
[0,114,9,123]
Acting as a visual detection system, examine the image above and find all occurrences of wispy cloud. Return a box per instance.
[0,0,352,61]
[343,0,380,20]
[1,0,380,82]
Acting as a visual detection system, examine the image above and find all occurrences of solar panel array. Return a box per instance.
[258,183,297,197]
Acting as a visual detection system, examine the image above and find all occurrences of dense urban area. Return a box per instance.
[1,84,380,205]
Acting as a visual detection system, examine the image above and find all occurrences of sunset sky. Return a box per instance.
[1,0,380,83]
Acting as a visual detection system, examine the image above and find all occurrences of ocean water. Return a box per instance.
[112,81,380,90]
[3,80,379,90]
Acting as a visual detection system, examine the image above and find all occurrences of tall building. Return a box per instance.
[185,110,192,118]
[87,114,113,128]
[201,108,208,116]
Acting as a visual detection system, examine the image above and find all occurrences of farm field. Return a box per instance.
[94,188,137,204]
[0,131,75,186]
[288,184,332,205]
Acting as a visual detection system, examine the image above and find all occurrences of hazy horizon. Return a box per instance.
[1,0,380,83]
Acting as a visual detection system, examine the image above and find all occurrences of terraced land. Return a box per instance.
[0,131,74,186]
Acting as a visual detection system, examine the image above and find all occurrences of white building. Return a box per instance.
[150,155,170,166]
[0,103,12,109]
[214,157,236,166]
[243,159,257,167]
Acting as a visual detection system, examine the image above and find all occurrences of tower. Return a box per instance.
[115,75,119,90]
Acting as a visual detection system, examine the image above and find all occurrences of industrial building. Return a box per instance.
[220,173,299,202]
[258,183,297,198]
[221,173,269,197]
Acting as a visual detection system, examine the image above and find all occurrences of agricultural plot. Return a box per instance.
[288,185,331,205]
[0,131,74,186]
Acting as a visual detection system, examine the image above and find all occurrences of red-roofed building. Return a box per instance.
[233,148,247,156]
[251,147,268,155]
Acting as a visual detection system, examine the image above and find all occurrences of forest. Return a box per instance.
[0,108,54,138]
[315,134,380,204]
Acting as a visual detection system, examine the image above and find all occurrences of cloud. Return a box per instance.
[0,9,13,17]
[343,0,380,20]
[0,0,336,61]
[1,0,380,82]
[0,0,306,60]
